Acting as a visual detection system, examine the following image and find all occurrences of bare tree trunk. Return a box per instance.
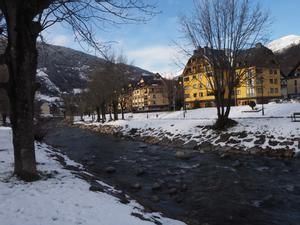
[101,102,106,123]
[120,104,125,120]
[96,107,101,122]
[5,3,40,180]
[1,113,7,125]
[112,100,118,121]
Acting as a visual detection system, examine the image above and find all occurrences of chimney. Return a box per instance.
[193,46,202,55]
[255,43,263,48]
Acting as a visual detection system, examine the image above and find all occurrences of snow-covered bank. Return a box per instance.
[0,127,186,225]
[76,103,300,156]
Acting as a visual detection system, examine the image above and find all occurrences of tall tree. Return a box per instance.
[180,0,270,129]
[0,1,156,181]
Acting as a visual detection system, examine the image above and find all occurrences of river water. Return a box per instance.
[44,120,300,225]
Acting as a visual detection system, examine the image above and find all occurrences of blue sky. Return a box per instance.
[44,0,300,76]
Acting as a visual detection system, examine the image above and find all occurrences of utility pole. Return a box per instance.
[261,77,264,116]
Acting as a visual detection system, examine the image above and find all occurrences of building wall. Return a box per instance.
[287,77,300,97]
[132,85,169,112]
[40,103,51,115]
[183,57,281,109]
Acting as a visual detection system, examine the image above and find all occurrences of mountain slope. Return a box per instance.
[267,35,300,53]
[36,44,154,98]
[267,35,300,76]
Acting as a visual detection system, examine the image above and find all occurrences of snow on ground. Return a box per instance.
[76,103,300,153]
[0,127,186,225]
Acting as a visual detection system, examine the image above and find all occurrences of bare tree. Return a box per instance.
[86,52,129,122]
[0,1,157,180]
[180,0,270,129]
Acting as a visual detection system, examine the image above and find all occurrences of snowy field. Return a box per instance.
[77,103,300,153]
[0,127,186,225]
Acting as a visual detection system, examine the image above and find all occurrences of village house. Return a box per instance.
[285,62,300,98]
[132,73,169,112]
[182,44,282,109]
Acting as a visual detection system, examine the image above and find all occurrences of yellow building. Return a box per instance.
[132,73,169,112]
[182,44,282,109]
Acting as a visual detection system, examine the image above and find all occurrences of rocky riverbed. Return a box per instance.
[75,123,298,158]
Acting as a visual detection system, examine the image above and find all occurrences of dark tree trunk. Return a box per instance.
[4,2,41,180]
[96,107,101,122]
[101,102,106,123]
[120,104,125,120]
[1,113,7,125]
[112,100,118,121]
[109,107,113,121]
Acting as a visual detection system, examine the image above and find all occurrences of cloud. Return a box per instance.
[127,45,187,76]
[52,35,70,46]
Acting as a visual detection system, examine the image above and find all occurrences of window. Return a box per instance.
[237,90,241,95]
[257,87,263,94]
[295,80,298,85]
[207,92,214,96]
[274,79,278,84]
[193,93,197,98]
[184,77,190,82]
[247,88,255,96]
[193,75,197,79]
[200,83,204,89]
[270,88,274,94]
[274,69,278,75]
[270,79,273,84]
[153,95,156,99]
[275,88,278,93]
[153,101,156,105]
[200,92,204,97]
[256,68,263,74]
[184,94,190,98]
[193,84,197,89]
[269,69,273,74]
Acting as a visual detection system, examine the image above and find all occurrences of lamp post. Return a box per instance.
[179,80,186,117]
[260,77,265,116]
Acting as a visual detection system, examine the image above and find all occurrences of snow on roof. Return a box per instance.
[36,93,61,103]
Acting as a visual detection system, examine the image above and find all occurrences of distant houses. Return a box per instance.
[285,62,300,98]
[132,73,169,112]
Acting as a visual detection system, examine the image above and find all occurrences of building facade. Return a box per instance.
[182,44,282,109]
[132,74,169,112]
[286,62,300,98]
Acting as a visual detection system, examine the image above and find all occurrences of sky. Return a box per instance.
[43,0,300,76]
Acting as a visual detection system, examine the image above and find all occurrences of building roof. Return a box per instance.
[183,43,280,76]
[236,43,280,68]
[287,61,300,79]
[137,73,165,87]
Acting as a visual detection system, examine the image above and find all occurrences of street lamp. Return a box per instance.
[179,80,186,117]
[259,76,265,116]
